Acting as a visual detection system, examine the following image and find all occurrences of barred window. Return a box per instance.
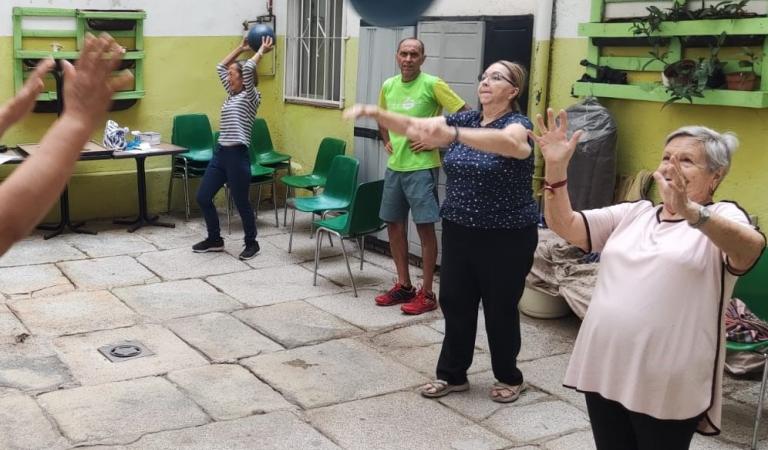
[284,0,345,107]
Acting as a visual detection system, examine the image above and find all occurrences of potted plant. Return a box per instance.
[726,48,762,90]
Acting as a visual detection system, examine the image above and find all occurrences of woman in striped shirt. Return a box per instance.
[193,36,273,260]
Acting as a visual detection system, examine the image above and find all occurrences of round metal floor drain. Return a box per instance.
[110,344,142,358]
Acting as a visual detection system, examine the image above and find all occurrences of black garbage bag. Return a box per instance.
[565,98,617,211]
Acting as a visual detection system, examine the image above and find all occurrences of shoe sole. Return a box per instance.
[239,250,260,261]
[401,305,438,315]
[375,298,413,307]
[193,247,224,253]
[421,382,470,399]
[489,382,526,403]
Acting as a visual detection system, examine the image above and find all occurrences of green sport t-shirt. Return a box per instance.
[378,72,465,171]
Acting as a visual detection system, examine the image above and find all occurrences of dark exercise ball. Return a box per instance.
[247,24,275,52]
[350,0,435,27]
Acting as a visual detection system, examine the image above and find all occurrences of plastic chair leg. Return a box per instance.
[752,353,768,450]
[272,180,279,227]
[288,207,296,253]
[339,237,357,297]
[359,236,365,271]
[256,185,262,219]
[313,228,323,286]
[283,185,290,227]
[182,163,191,221]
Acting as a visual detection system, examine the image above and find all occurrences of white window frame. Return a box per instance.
[284,0,346,108]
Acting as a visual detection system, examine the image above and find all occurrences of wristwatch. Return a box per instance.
[688,204,711,228]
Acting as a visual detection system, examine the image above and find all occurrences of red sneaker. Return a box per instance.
[375,282,416,306]
[401,289,438,315]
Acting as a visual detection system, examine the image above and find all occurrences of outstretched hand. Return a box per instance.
[61,33,133,131]
[0,58,55,136]
[652,155,692,216]
[527,108,582,166]
[343,104,378,120]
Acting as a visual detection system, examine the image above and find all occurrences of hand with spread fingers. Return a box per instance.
[61,33,132,131]
[528,108,583,167]
[653,154,692,217]
[0,58,55,138]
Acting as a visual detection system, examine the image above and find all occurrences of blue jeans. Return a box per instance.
[196,144,256,243]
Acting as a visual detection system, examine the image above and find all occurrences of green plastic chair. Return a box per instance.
[312,180,385,297]
[727,250,768,450]
[280,137,346,226]
[288,155,359,253]
[168,114,215,220]
[251,118,291,167]
[224,145,279,234]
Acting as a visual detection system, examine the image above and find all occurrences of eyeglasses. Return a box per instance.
[478,72,515,86]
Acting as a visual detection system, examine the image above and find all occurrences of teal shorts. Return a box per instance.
[379,168,440,224]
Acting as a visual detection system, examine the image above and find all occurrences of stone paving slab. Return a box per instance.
[58,255,159,290]
[308,391,511,450]
[718,398,768,445]
[233,301,362,348]
[63,231,157,258]
[242,338,427,408]
[438,370,551,422]
[302,254,394,289]
[387,342,492,377]
[518,353,587,412]
[368,324,445,349]
[306,289,442,331]
[113,279,242,321]
[0,342,73,392]
[0,238,86,267]
[475,321,573,362]
[0,391,68,450]
[86,411,340,450]
[38,376,209,445]
[137,247,249,280]
[167,364,294,420]
[208,265,345,307]
[690,434,746,450]
[167,312,283,362]
[540,430,595,450]
[263,230,343,262]
[0,264,73,299]
[482,400,590,444]
[0,304,28,345]
[53,324,209,385]
[228,239,305,270]
[9,290,139,336]
[133,220,206,250]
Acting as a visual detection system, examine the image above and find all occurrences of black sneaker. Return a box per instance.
[239,241,260,260]
[192,237,224,253]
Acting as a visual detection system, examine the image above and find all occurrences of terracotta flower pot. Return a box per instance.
[726,72,760,91]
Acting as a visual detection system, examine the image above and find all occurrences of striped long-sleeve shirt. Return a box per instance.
[216,59,261,147]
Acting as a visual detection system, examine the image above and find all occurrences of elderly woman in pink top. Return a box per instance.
[529,109,766,450]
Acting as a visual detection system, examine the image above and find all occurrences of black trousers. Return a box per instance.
[436,219,538,386]
[585,392,701,450]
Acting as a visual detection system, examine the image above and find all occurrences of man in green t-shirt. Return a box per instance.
[374,37,468,315]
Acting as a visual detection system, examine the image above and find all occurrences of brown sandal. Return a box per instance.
[489,381,526,403]
[420,379,470,398]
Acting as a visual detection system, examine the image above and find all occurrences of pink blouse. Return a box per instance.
[564,200,755,434]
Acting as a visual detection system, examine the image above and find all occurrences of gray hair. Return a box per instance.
[665,126,739,175]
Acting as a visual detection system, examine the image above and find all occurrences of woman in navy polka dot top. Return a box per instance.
[347,60,538,403]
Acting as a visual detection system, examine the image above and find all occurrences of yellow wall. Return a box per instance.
[0,35,359,221]
[547,37,768,222]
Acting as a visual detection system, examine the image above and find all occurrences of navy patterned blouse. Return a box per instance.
[442,110,538,230]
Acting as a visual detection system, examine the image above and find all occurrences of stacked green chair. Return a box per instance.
[225,143,280,233]
[288,155,359,253]
[312,180,385,297]
[167,114,215,220]
[280,137,346,226]
[250,118,291,211]
[726,250,768,450]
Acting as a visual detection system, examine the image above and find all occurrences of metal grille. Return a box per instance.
[284,0,345,107]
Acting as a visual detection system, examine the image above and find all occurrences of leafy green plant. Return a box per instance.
[738,47,761,75]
